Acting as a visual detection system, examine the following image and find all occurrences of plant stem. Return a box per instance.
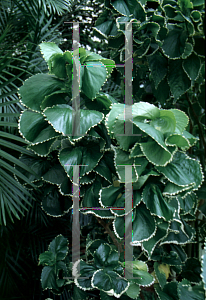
[95,216,124,253]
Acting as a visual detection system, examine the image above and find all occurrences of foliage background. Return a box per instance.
[0,0,205,299]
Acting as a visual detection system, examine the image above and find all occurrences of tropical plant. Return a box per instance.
[16,41,206,299]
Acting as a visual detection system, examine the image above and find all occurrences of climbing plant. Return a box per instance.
[16,37,206,299]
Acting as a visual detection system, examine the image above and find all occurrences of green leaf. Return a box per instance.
[72,284,89,300]
[74,260,97,290]
[81,61,107,99]
[113,147,138,183]
[150,110,176,134]
[42,186,72,217]
[43,165,67,185]
[18,74,65,112]
[94,244,119,270]
[147,53,168,88]
[132,121,172,166]
[111,0,131,16]
[183,53,201,84]
[44,104,103,137]
[177,280,205,300]
[39,251,56,266]
[168,59,191,101]
[59,141,103,180]
[85,92,118,114]
[142,184,175,221]
[126,282,140,299]
[143,220,169,258]
[156,151,203,191]
[154,282,178,300]
[48,235,69,260]
[41,261,67,291]
[19,110,59,145]
[105,103,125,138]
[170,109,189,134]
[154,262,167,289]
[165,133,190,150]
[114,202,156,242]
[39,42,63,64]
[82,177,114,219]
[162,25,188,59]
[181,258,202,283]
[91,269,129,298]
[129,269,155,287]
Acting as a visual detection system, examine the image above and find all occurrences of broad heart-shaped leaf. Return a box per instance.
[142,220,169,259]
[142,184,175,221]
[150,110,176,134]
[156,151,203,191]
[72,284,89,300]
[42,186,72,217]
[113,147,138,183]
[81,61,107,99]
[168,59,191,101]
[112,114,143,151]
[128,269,155,287]
[169,109,189,134]
[125,282,140,299]
[112,0,131,16]
[154,282,178,300]
[132,121,172,166]
[19,110,59,145]
[84,92,118,114]
[177,280,205,300]
[182,130,197,147]
[201,239,206,292]
[18,74,65,112]
[165,133,190,150]
[41,261,67,291]
[44,104,104,137]
[91,269,129,298]
[94,155,113,183]
[49,53,67,78]
[28,138,59,157]
[73,260,97,290]
[16,152,50,183]
[183,53,201,84]
[48,234,68,261]
[39,42,63,64]
[147,53,168,88]
[39,251,56,266]
[161,24,188,59]
[59,141,103,180]
[99,185,141,216]
[105,103,125,139]
[114,202,156,242]
[81,176,115,219]
[40,91,68,110]
[160,219,195,245]
[94,244,119,270]
[43,164,67,185]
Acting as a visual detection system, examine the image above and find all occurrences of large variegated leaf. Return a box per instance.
[19,110,59,145]
[73,260,97,291]
[81,61,107,99]
[39,42,63,64]
[177,279,205,300]
[113,147,139,183]
[113,202,156,242]
[59,141,103,180]
[81,177,115,219]
[105,103,125,138]
[142,184,175,221]
[132,120,172,166]
[170,109,189,134]
[44,104,104,137]
[150,110,176,134]
[143,220,169,258]
[156,151,203,192]
[18,74,65,112]
[91,269,129,298]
